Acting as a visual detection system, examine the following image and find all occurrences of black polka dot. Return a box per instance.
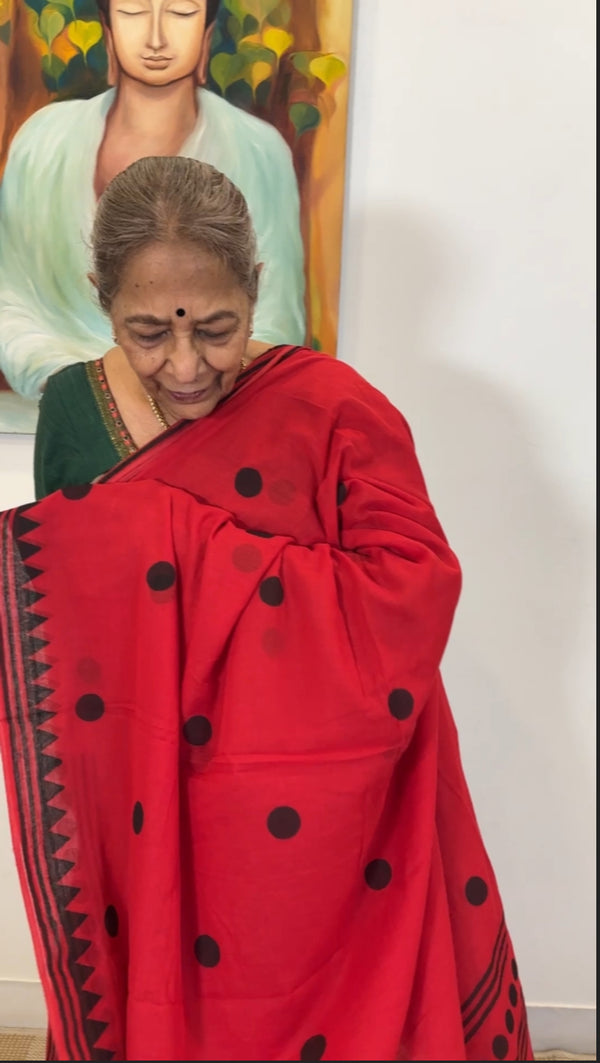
[176,307,186,317]
[62,483,92,500]
[132,801,144,835]
[336,482,348,505]
[365,859,392,890]
[235,467,263,497]
[511,958,519,980]
[194,934,220,967]
[259,576,284,606]
[465,876,488,905]
[492,1034,509,1060]
[183,715,212,746]
[300,1034,327,1061]
[146,561,176,591]
[508,983,518,1007]
[75,694,104,722]
[505,1010,515,1034]
[388,689,414,720]
[104,905,119,937]
[267,806,301,839]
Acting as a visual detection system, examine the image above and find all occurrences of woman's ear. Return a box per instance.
[87,272,98,291]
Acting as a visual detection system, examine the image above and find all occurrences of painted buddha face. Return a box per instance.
[108,0,212,88]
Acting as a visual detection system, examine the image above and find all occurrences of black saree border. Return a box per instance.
[0,505,117,1061]
[459,914,531,1060]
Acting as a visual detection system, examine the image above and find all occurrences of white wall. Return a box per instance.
[0,0,596,1051]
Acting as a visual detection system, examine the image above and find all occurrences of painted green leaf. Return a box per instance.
[225,12,242,44]
[242,0,280,24]
[222,0,247,24]
[266,0,291,29]
[238,40,275,66]
[41,50,66,88]
[289,101,320,137]
[210,50,246,94]
[39,6,65,46]
[242,14,259,36]
[225,78,252,111]
[291,50,320,77]
[0,20,11,45]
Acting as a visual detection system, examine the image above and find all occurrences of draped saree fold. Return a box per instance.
[0,346,533,1061]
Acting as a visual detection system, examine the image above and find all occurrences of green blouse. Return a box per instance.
[34,360,137,499]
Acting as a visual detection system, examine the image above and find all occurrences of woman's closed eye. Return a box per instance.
[131,330,169,346]
[197,328,234,343]
[130,328,234,347]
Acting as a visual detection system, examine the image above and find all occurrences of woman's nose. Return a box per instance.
[168,339,203,383]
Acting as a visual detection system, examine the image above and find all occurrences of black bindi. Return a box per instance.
[176,307,186,317]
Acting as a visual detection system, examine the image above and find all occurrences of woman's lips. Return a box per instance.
[165,385,213,404]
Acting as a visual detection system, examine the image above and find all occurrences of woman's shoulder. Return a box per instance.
[43,360,93,397]
[265,344,411,436]
[288,346,396,403]
[40,360,98,423]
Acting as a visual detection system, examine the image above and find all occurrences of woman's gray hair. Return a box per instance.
[91,156,259,312]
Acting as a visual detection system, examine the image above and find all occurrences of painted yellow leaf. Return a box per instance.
[0,0,10,24]
[262,26,293,59]
[67,18,102,57]
[309,53,346,89]
[248,59,272,93]
[39,6,65,47]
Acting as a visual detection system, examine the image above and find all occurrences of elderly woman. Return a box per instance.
[0,157,532,1062]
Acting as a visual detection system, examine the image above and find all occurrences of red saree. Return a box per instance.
[0,346,532,1061]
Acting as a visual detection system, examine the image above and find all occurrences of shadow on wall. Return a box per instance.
[339,205,595,1000]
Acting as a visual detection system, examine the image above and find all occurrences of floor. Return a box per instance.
[0,1029,45,1061]
[0,1028,595,1061]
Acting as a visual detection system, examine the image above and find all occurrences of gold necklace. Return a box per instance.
[146,391,170,431]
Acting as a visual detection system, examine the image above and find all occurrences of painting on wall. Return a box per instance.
[0,0,353,432]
